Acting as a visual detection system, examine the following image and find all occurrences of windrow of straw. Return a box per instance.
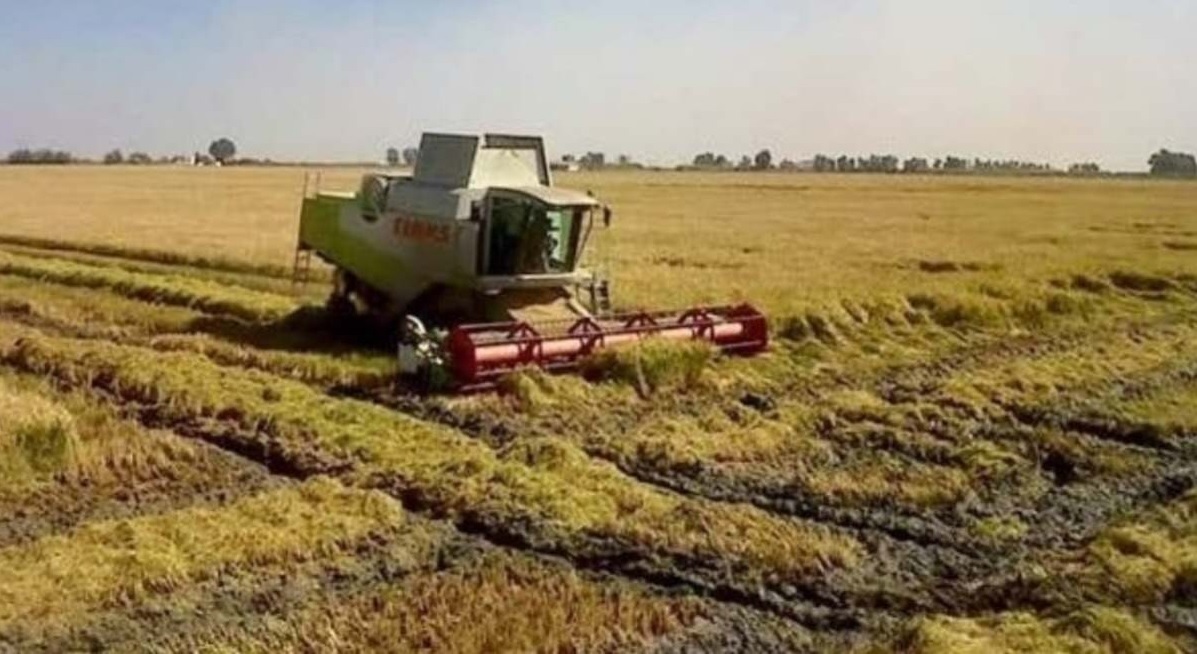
[887,607,1182,654]
[0,251,298,322]
[0,378,78,484]
[0,477,439,628]
[161,552,704,654]
[1,333,862,584]
[0,233,298,280]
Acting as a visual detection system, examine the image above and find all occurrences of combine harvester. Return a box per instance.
[294,132,768,389]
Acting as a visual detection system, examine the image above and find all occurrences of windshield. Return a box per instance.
[486,198,580,275]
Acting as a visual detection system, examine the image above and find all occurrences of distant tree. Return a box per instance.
[385,147,400,166]
[1068,162,1101,175]
[580,152,606,170]
[1148,149,1197,178]
[868,155,899,173]
[208,138,237,164]
[778,159,798,171]
[836,155,855,172]
[127,152,152,164]
[562,154,575,163]
[103,149,124,165]
[942,156,969,171]
[402,147,419,166]
[753,149,773,170]
[813,154,836,172]
[902,157,930,173]
[692,152,732,169]
[736,155,753,170]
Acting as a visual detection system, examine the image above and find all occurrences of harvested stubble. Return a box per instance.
[0,289,394,389]
[0,250,298,322]
[1,333,861,582]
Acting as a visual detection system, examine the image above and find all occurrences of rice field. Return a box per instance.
[0,164,1195,652]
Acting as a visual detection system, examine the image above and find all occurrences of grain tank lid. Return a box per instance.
[494,186,601,207]
[414,133,479,188]
[413,132,552,189]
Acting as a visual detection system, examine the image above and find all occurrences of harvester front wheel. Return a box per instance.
[326,268,359,318]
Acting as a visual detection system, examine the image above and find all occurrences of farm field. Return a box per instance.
[0,165,1196,652]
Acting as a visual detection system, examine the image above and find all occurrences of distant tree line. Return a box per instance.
[8,140,1195,179]
[810,154,1055,174]
[5,136,246,166]
[681,150,1197,178]
[5,148,73,164]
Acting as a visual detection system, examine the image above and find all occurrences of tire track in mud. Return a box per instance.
[334,310,1197,625]
[345,386,1039,623]
[352,384,985,552]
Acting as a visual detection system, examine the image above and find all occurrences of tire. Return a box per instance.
[326,268,358,318]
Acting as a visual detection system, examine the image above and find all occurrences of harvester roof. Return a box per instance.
[414,133,553,190]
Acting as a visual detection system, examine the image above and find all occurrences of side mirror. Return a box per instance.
[602,206,613,227]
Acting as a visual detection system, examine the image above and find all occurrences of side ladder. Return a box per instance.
[291,246,313,288]
[291,171,322,290]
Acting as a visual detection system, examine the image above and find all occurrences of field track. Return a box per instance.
[0,172,1196,652]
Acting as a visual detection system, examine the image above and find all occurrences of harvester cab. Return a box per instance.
[296,132,767,389]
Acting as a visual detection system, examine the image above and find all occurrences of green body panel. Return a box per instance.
[299,195,411,295]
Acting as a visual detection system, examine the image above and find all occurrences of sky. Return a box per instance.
[1,0,1193,171]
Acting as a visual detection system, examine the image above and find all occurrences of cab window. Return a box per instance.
[486,198,579,275]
